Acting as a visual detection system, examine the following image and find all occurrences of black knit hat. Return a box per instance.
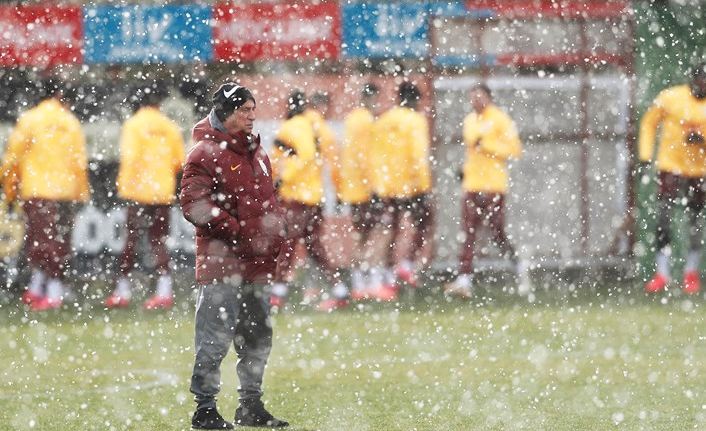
[213,82,256,122]
[692,62,706,79]
[398,82,420,106]
[286,90,307,119]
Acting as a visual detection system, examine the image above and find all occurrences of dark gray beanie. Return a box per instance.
[213,82,256,121]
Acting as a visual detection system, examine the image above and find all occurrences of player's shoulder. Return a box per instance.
[282,114,310,130]
[658,84,690,102]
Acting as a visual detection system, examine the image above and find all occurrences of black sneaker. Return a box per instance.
[192,407,234,430]
[234,399,289,428]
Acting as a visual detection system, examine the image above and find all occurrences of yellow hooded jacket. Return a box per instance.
[462,104,522,194]
[370,106,431,199]
[304,108,340,194]
[339,106,375,204]
[638,84,706,178]
[1,98,90,203]
[271,113,324,205]
[271,110,339,206]
[116,107,185,204]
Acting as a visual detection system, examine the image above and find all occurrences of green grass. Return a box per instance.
[2,278,706,431]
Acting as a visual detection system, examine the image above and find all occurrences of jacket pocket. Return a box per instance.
[237,214,286,258]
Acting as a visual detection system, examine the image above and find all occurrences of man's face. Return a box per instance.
[223,100,256,134]
[364,93,381,114]
[470,87,491,113]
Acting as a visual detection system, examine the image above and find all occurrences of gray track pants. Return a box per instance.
[190,282,273,409]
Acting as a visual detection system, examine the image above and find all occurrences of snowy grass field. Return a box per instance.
[2,278,706,431]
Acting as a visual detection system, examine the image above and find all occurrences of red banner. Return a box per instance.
[465,0,630,19]
[0,5,83,67]
[213,2,341,62]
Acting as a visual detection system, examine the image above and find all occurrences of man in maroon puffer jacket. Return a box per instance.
[180,82,289,429]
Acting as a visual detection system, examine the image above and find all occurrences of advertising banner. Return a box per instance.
[341,2,430,59]
[464,0,630,19]
[0,5,82,67]
[83,4,212,64]
[213,2,341,61]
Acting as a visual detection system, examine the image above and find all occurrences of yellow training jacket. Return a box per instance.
[116,107,185,204]
[370,106,431,199]
[462,104,522,194]
[304,108,340,194]
[638,84,706,178]
[0,98,90,203]
[339,106,375,204]
[271,113,328,205]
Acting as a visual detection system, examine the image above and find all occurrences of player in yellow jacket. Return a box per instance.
[444,84,524,299]
[640,62,706,294]
[369,82,434,301]
[105,81,185,310]
[340,84,380,300]
[270,91,346,311]
[0,77,90,310]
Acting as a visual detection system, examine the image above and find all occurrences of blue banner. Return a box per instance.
[341,2,467,59]
[83,4,212,64]
[342,2,430,59]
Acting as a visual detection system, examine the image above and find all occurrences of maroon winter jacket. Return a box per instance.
[180,117,286,284]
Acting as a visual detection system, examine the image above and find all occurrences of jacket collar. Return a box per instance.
[208,108,228,134]
[202,116,259,156]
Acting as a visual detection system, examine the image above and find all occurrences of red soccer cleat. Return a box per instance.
[350,288,371,301]
[105,294,131,309]
[317,298,350,312]
[645,273,669,293]
[21,291,43,306]
[371,283,399,302]
[396,266,418,288]
[142,295,174,310]
[683,270,701,294]
[443,282,473,299]
[302,287,322,304]
[270,295,286,309]
[30,297,62,311]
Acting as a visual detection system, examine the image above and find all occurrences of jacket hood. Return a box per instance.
[191,117,260,155]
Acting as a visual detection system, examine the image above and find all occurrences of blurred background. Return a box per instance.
[0,0,704,287]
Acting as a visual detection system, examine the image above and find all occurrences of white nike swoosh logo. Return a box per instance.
[224,86,239,98]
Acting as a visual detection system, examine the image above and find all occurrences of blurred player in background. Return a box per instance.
[0,76,90,310]
[639,62,706,294]
[104,80,185,310]
[443,84,524,299]
[369,81,434,301]
[304,91,351,311]
[340,83,381,301]
[270,91,346,311]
